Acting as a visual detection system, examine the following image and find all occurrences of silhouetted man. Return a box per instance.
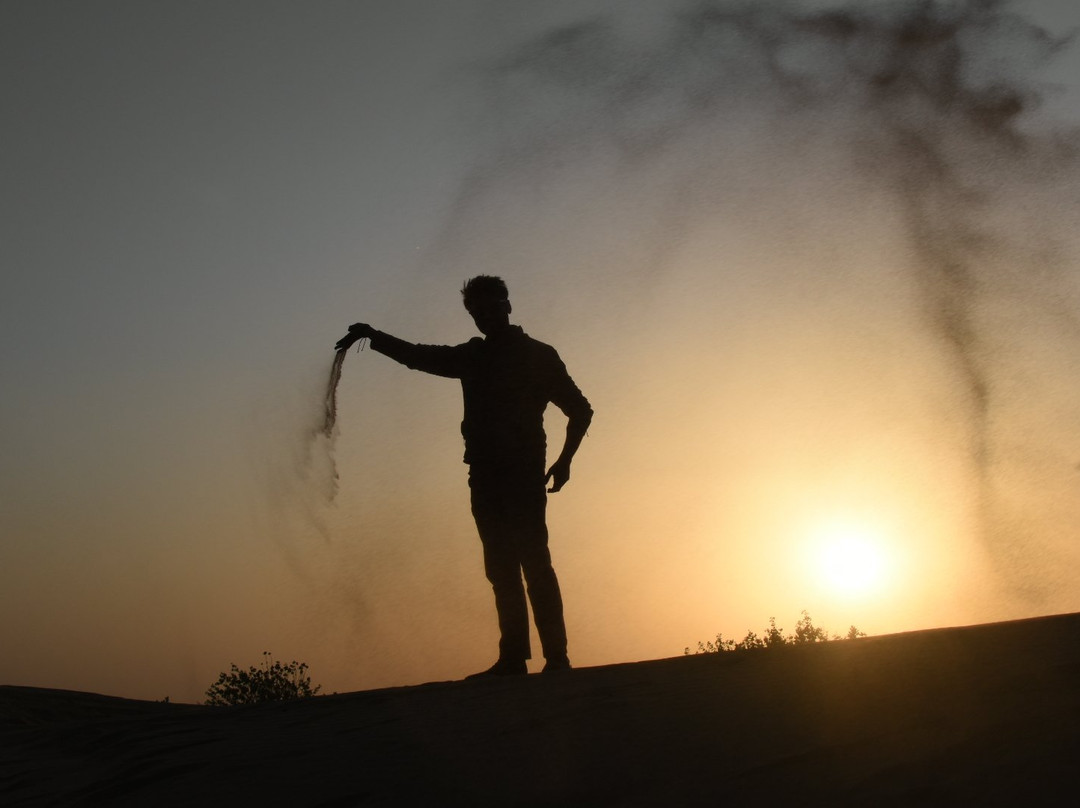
[335,276,593,677]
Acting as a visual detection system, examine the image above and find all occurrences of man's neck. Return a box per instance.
[483,322,519,339]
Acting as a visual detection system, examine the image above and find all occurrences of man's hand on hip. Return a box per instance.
[545,459,571,493]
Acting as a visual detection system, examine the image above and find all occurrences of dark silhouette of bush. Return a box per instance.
[685,611,865,655]
[204,651,321,706]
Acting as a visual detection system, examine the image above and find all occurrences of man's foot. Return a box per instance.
[542,657,571,674]
[465,659,528,679]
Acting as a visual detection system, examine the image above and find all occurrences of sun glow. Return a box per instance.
[809,521,892,598]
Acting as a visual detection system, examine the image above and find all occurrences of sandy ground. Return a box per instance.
[3,612,1079,806]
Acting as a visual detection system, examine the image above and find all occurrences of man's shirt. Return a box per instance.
[370,325,592,467]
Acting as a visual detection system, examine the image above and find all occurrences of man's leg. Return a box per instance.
[514,495,569,667]
[470,470,532,665]
[480,530,533,663]
[521,542,569,666]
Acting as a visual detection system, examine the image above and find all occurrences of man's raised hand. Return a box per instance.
[335,322,375,352]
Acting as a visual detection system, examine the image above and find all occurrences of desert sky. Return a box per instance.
[3,0,1080,703]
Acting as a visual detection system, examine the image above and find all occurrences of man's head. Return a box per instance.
[462,275,512,336]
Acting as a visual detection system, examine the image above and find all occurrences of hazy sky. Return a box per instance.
[3,0,1080,702]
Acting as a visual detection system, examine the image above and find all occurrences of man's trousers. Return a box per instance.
[468,462,568,663]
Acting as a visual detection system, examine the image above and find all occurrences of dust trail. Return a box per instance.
[298,349,348,515]
[273,343,368,556]
[441,0,1079,599]
[248,336,375,606]
[323,348,348,440]
[255,349,347,574]
[802,0,1067,532]
[241,344,373,677]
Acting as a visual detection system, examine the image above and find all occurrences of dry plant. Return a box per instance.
[686,611,865,655]
[205,651,321,706]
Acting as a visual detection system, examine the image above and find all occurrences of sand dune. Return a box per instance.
[4,612,1079,806]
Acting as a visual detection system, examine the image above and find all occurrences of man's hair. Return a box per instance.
[461,275,509,309]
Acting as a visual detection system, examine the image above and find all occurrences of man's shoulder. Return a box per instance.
[517,331,566,365]
[480,327,565,367]
[515,328,557,352]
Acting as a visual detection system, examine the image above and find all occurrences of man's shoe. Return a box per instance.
[542,657,571,674]
[465,659,528,679]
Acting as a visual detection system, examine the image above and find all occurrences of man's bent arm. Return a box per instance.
[546,406,592,493]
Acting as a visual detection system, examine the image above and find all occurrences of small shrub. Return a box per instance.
[738,630,765,651]
[204,651,321,706]
[689,634,737,654]
[685,611,865,655]
[844,625,867,640]
[793,610,831,644]
[764,617,786,648]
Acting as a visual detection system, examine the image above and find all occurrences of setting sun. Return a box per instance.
[808,521,892,598]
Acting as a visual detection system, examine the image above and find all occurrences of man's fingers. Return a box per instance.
[546,466,568,493]
[335,323,371,349]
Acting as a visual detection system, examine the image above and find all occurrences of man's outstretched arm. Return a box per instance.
[335,322,467,378]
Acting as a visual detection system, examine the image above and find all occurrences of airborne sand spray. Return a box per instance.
[323,348,349,440]
[256,351,346,573]
[274,345,356,526]
[433,0,1080,605]
[246,346,366,658]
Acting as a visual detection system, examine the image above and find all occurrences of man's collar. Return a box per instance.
[485,324,524,341]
